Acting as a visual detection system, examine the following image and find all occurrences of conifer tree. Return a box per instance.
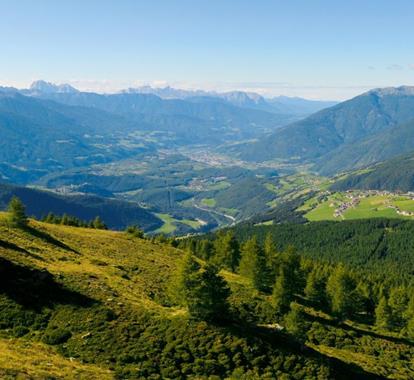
[187,263,230,322]
[375,296,392,330]
[284,302,309,344]
[388,287,409,330]
[213,231,240,272]
[272,267,293,315]
[304,268,326,307]
[198,239,214,261]
[92,216,107,230]
[61,213,69,225]
[170,251,201,306]
[264,233,278,277]
[326,264,355,319]
[238,236,269,291]
[7,196,28,228]
[171,252,230,322]
[406,295,414,338]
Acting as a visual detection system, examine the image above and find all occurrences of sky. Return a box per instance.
[1,0,414,100]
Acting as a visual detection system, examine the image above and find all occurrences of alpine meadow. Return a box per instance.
[1,1,414,379]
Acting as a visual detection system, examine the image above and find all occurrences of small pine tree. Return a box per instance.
[388,287,409,331]
[284,302,309,344]
[238,236,269,291]
[171,252,230,322]
[7,196,28,228]
[304,268,326,307]
[326,264,355,319]
[125,225,144,238]
[272,267,293,315]
[406,296,414,338]
[92,216,107,230]
[375,296,392,330]
[264,233,277,277]
[169,251,201,306]
[212,231,240,272]
[187,263,230,322]
[61,213,69,225]
[198,239,214,261]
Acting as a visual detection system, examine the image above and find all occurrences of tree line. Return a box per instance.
[177,231,414,340]
[6,196,107,230]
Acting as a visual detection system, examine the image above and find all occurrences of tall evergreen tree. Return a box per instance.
[264,233,278,278]
[388,287,409,330]
[272,266,294,315]
[7,196,28,228]
[406,295,414,338]
[284,302,309,344]
[198,239,214,261]
[326,264,355,319]
[169,251,201,306]
[375,296,392,330]
[238,236,269,291]
[304,268,326,307]
[213,231,240,272]
[186,263,230,322]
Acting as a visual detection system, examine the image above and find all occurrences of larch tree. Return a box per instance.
[7,196,28,228]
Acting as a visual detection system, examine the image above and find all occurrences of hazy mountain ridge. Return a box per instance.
[236,86,414,167]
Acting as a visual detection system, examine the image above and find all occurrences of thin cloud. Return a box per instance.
[387,64,404,71]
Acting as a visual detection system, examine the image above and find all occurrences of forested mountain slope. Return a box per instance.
[237,86,414,165]
[0,183,162,231]
[331,152,414,192]
[317,118,414,175]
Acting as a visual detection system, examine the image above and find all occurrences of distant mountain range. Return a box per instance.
[122,84,337,115]
[236,86,414,175]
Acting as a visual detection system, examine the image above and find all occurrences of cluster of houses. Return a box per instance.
[331,190,414,218]
[333,197,360,218]
[388,205,414,217]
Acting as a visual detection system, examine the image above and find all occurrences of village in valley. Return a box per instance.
[301,189,414,221]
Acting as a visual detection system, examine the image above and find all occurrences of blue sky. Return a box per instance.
[1,0,414,99]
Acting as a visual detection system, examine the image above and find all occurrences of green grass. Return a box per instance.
[154,213,177,234]
[343,196,398,219]
[180,218,202,229]
[206,181,231,191]
[265,183,279,193]
[303,192,414,221]
[154,213,203,234]
[200,198,216,207]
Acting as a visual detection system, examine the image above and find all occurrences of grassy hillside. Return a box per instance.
[1,213,413,378]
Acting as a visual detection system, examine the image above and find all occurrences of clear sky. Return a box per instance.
[1,0,414,100]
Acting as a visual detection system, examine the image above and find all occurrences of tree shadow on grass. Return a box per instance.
[225,322,387,380]
[23,226,79,254]
[0,257,93,311]
[307,313,414,347]
[0,238,45,261]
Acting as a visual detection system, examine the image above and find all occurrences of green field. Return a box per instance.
[200,198,216,207]
[154,213,202,234]
[303,192,414,221]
